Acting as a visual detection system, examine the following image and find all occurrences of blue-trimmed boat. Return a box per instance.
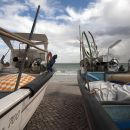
[78,31,130,130]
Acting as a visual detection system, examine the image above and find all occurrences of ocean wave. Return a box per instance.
[55,70,77,75]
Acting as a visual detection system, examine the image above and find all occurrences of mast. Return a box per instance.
[79,25,82,62]
[14,5,40,91]
[81,31,90,91]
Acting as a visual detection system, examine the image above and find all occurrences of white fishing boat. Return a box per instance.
[0,6,54,130]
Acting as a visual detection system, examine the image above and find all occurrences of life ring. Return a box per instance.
[47,52,52,63]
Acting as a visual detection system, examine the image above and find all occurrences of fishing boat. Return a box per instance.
[0,6,54,130]
[78,30,130,130]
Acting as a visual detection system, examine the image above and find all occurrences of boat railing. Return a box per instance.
[0,27,47,53]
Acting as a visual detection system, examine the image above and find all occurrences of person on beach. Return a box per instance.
[46,54,57,72]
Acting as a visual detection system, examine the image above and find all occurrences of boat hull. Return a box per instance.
[0,83,48,130]
[0,71,53,130]
[78,70,130,130]
[103,105,130,130]
[77,70,119,130]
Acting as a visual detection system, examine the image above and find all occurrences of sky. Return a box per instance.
[0,0,130,63]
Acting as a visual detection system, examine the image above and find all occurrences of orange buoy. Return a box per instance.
[47,52,52,63]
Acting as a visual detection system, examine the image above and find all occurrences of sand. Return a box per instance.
[24,74,88,130]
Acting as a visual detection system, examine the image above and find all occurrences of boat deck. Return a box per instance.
[24,74,88,130]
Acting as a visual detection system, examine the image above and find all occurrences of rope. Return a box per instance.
[90,84,117,101]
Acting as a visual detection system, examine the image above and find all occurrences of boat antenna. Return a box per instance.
[79,25,82,62]
[14,5,40,91]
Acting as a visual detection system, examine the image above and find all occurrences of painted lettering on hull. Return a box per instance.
[8,110,20,128]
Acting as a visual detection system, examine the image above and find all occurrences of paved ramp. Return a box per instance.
[24,75,88,130]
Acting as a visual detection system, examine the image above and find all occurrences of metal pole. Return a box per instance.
[107,48,110,71]
[107,40,121,71]
[14,5,40,91]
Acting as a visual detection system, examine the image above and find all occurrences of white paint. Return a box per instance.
[0,89,30,116]
[0,103,22,130]
[0,79,51,130]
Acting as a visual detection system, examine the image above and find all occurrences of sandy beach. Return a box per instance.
[24,74,88,130]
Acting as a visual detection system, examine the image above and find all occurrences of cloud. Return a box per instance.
[0,0,130,63]
[25,0,61,16]
[59,0,130,62]
[0,2,28,16]
[0,7,79,63]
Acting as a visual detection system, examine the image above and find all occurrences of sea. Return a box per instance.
[53,63,80,75]
[53,63,129,75]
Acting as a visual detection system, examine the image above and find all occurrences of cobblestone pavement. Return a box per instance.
[24,75,88,130]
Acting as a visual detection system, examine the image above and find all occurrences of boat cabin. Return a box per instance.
[0,32,48,74]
